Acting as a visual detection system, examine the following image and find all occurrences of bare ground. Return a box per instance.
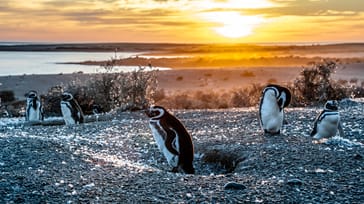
[0,100,363,203]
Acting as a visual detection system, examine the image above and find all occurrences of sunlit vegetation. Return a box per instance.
[154,61,364,109]
[42,62,157,116]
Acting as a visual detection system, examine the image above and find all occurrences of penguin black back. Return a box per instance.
[61,92,84,124]
[146,106,194,174]
[265,84,291,110]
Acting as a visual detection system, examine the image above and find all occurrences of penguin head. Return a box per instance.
[264,84,291,109]
[324,100,338,111]
[145,105,166,119]
[25,90,38,99]
[263,86,279,98]
[61,92,74,101]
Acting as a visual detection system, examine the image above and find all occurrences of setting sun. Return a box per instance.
[201,11,265,39]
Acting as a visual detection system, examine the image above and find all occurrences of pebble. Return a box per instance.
[286,179,304,186]
[353,153,362,160]
[223,182,246,190]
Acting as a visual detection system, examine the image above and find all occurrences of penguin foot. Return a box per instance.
[170,166,195,174]
[171,167,179,173]
[264,129,280,136]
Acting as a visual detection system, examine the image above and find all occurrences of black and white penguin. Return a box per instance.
[259,84,291,135]
[145,105,194,174]
[25,90,44,121]
[60,92,84,125]
[310,100,344,139]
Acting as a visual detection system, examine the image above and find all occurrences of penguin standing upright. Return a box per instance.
[259,84,291,135]
[311,100,344,139]
[60,92,84,125]
[145,105,194,174]
[25,90,44,121]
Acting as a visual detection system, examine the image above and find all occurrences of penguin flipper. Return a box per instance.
[277,98,284,111]
[311,110,324,137]
[70,99,84,123]
[163,127,179,155]
[310,120,318,137]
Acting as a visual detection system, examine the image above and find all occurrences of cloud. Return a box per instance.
[265,0,364,16]
[0,0,363,42]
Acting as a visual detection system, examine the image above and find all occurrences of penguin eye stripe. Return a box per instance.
[150,108,165,119]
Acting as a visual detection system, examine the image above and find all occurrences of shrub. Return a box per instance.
[289,60,364,106]
[229,89,249,107]
[267,78,278,84]
[155,84,265,109]
[72,62,157,113]
[0,90,15,103]
[176,76,184,81]
[291,60,340,106]
[240,71,255,77]
[349,78,358,84]
[151,89,166,104]
[42,85,63,117]
[41,58,158,115]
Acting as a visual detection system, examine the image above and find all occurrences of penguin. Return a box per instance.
[259,84,291,135]
[310,100,344,139]
[25,90,44,121]
[145,105,194,174]
[60,92,84,125]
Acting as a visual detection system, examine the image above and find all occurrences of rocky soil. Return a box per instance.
[0,100,363,203]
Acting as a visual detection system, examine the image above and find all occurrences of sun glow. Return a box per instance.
[201,11,265,39]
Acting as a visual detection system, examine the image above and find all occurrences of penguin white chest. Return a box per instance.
[61,102,75,125]
[260,95,283,132]
[26,100,41,121]
[315,115,340,139]
[149,121,179,167]
[27,107,41,121]
[28,108,40,121]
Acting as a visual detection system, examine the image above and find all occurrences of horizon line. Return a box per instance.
[1,40,364,46]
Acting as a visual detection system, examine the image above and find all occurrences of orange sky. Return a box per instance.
[0,0,363,43]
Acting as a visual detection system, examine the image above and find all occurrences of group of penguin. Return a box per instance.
[25,84,344,175]
[25,90,84,125]
[145,84,344,174]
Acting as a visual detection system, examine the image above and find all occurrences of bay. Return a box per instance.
[0,51,161,76]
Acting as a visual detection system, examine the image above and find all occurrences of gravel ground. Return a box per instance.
[0,100,363,203]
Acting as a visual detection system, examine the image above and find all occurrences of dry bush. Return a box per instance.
[289,60,364,106]
[155,84,265,109]
[152,89,166,103]
[204,73,213,77]
[267,78,278,84]
[176,76,183,81]
[42,85,63,117]
[0,90,15,103]
[240,71,255,77]
[42,59,158,115]
[71,67,157,113]
[349,78,358,84]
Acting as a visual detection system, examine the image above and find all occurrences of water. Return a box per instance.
[0,51,166,76]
